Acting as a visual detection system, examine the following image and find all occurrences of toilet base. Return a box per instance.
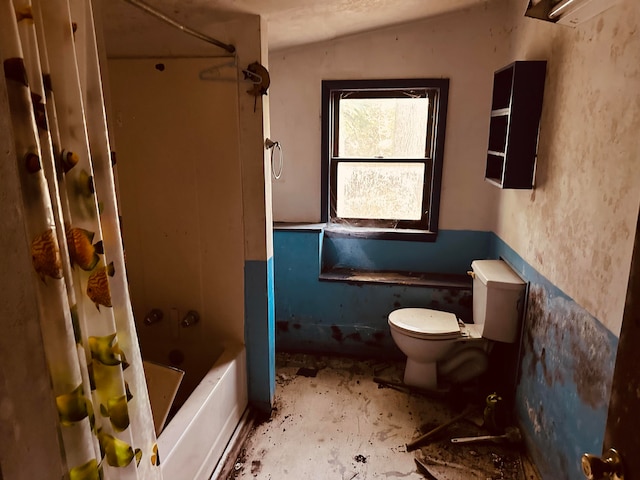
[403,358,438,390]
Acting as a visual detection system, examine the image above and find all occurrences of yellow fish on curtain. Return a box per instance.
[0,0,160,478]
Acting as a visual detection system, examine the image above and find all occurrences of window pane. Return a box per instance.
[338,97,428,158]
[336,162,425,220]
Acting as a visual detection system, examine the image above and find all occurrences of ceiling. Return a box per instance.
[98,0,493,55]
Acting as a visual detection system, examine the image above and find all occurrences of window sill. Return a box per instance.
[323,224,437,242]
[273,222,325,232]
[319,267,471,289]
[273,223,437,242]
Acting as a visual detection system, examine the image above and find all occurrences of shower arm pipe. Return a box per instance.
[122,0,236,54]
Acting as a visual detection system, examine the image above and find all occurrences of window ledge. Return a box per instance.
[273,222,326,232]
[272,223,437,242]
[319,267,471,289]
[323,224,437,242]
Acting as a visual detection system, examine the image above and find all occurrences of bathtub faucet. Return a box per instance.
[181,310,200,327]
[144,308,163,325]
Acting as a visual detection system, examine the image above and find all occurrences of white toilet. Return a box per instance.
[388,259,525,390]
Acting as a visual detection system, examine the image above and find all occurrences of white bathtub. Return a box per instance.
[153,342,248,479]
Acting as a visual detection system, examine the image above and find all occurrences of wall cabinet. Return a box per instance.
[485,61,547,189]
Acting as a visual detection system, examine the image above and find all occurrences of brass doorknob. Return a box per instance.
[581,448,624,480]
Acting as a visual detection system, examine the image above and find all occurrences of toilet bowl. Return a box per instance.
[388,260,526,390]
[388,309,486,390]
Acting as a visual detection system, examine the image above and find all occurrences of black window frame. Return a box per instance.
[321,78,449,242]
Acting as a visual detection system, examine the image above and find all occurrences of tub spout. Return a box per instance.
[144,308,163,325]
[181,310,200,327]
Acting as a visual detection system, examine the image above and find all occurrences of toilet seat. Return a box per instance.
[388,308,461,340]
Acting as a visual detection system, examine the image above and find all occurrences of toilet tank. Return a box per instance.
[471,260,526,343]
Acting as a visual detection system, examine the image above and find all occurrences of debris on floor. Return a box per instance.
[228,353,540,480]
[449,426,522,445]
[296,367,318,378]
[406,404,479,451]
[415,457,440,480]
[414,416,533,480]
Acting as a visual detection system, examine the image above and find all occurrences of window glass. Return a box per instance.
[338,97,429,158]
[336,162,425,220]
[321,79,449,241]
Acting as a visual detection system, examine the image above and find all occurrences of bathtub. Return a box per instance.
[148,342,248,479]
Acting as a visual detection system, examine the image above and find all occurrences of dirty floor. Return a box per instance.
[228,353,541,480]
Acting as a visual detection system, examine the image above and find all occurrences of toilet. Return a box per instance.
[388,259,525,390]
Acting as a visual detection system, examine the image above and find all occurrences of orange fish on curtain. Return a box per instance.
[86,262,115,310]
[31,228,63,282]
[66,226,103,271]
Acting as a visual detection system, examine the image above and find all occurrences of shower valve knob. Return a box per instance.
[144,308,163,325]
[181,310,200,327]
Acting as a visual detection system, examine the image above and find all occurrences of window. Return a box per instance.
[321,79,449,241]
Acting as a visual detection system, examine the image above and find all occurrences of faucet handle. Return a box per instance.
[181,310,200,327]
[144,308,163,325]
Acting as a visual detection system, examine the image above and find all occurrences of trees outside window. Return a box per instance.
[321,79,449,241]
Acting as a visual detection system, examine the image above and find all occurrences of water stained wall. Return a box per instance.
[492,3,638,475]
[494,237,618,480]
[274,229,479,358]
[523,285,614,410]
[271,224,628,478]
[275,229,621,479]
[497,0,639,338]
[268,0,638,478]
[518,284,616,477]
[275,281,473,359]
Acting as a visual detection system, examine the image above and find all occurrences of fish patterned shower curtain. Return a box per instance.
[0,0,161,478]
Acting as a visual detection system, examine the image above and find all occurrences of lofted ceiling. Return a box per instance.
[97,0,494,55]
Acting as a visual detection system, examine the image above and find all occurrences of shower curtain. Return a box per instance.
[0,0,161,478]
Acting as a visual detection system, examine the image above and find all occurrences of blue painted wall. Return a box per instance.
[491,237,617,480]
[274,229,486,358]
[322,230,493,273]
[244,258,276,414]
[273,228,618,480]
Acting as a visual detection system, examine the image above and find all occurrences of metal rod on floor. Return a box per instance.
[406,405,477,451]
[122,0,236,53]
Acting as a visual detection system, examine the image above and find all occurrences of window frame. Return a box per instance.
[321,78,449,242]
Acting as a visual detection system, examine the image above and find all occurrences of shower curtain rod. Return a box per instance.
[122,0,236,54]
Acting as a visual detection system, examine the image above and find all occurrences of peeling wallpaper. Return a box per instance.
[498,0,640,335]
